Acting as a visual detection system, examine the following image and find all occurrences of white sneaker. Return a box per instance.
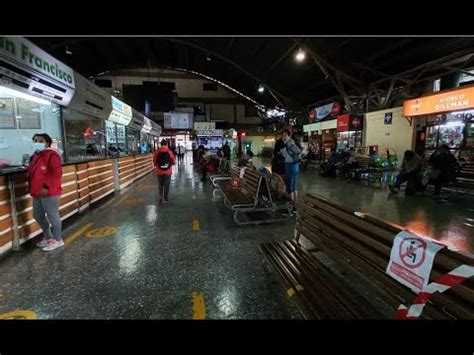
[36,238,48,248]
[42,239,64,252]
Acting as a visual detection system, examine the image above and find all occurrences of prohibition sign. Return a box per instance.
[399,237,427,269]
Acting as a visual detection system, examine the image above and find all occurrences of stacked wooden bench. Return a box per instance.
[260,193,474,319]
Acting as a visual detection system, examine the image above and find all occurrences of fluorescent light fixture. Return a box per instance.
[0,86,51,106]
[295,48,306,62]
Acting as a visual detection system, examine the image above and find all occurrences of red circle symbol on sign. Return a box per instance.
[399,238,427,269]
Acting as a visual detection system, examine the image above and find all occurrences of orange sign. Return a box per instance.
[403,86,474,117]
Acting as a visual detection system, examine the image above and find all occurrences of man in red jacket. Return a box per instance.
[28,133,64,252]
[153,139,176,203]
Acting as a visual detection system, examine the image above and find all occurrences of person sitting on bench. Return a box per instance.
[389,150,421,195]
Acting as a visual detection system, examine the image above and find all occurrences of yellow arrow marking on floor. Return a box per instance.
[85,226,118,238]
[192,292,206,320]
[192,218,200,231]
[0,310,37,320]
[64,223,93,246]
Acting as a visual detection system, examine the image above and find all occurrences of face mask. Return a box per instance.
[32,142,46,152]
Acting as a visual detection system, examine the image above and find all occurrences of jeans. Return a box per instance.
[32,196,62,241]
[158,175,171,199]
[285,162,299,193]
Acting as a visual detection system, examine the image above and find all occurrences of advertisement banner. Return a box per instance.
[336,114,350,132]
[349,115,363,131]
[0,36,75,106]
[108,96,132,126]
[310,102,342,122]
[164,112,193,129]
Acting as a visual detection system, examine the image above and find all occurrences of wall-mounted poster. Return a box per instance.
[384,112,393,125]
[0,97,15,128]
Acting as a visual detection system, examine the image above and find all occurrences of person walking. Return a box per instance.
[153,139,176,203]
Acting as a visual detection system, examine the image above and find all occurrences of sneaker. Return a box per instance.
[281,209,294,216]
[42,239,64,252]
[36,237,48,248]
[159,198,163,204]
[163,199,169,203]
[388,184,399,194]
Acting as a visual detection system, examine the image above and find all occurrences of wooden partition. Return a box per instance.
[0,153,156,256]
[87,159,115,204]
[118,156,136,189]
[134,153,154,181]
[0,176,13,253]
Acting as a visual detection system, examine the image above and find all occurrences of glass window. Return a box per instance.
[105,120,119,158]
[126,127,140,155]
[116,124,127,156]
[63,108,106,162]
[0,87,63,166]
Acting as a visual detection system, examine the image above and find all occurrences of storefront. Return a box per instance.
[0,37,76,166]
[336,114,363,151]
[403,85,474,161]
[63,72,111,162]
[303,119,338,160]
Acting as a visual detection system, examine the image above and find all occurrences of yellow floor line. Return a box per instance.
[64,223,93,246]
[192,292,206,320]
[192,218,200,231]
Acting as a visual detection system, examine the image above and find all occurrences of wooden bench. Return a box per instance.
[260,193,474,319]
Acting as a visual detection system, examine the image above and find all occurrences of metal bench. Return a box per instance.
[260,193,474,319]
[214,167,292,225]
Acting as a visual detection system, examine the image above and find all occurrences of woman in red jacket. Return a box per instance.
[28,133,64,252]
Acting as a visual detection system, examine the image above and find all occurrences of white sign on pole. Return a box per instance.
[386,231,446,293]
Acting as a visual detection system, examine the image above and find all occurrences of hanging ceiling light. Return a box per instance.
[206,51,212,62]
[295,48,306,62]
[65,44,72,55]
[257,84,265,93]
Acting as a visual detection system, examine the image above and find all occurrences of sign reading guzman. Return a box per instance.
[0,37,75,106]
